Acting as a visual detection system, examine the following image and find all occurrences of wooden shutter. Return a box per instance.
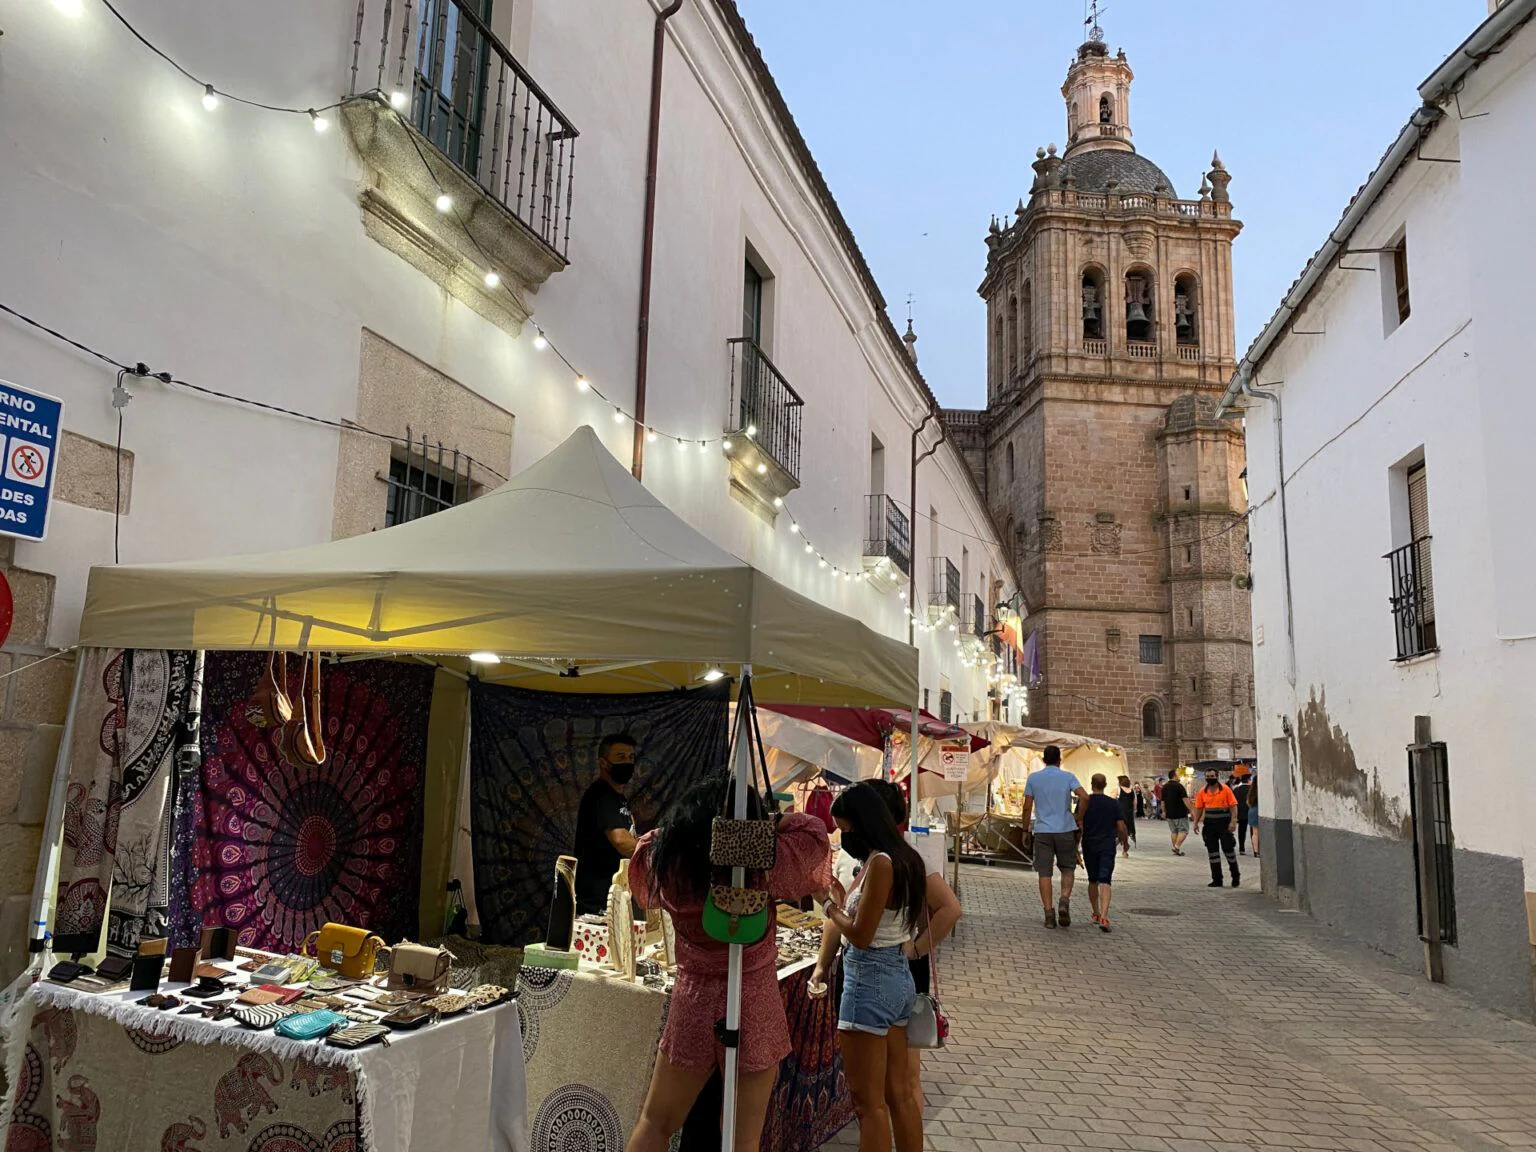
[1407,464,1434,625]
[1394,239,1411,323]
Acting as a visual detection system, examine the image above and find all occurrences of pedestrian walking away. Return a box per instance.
[1116,775,1138,855]
[1193,770,1241,888]
[1161,773,1191,855]
[1248,772,1261,858]
[1232,767,1253,855]
[1081,774,1129,931]
[1020,745,1089,928]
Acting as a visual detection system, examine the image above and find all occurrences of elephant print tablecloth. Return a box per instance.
[3,987,360,1152]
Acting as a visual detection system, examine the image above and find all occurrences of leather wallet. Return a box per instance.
[273,1009,348,1040]
[184,977,227,999]
[194,962,234,981]
[95,955,133,983]
[130,953,166,993]
[200,926,238,961]
[47,961,90,983]
[381,1005,433,1030]
[168,947,198,983]
[260,984,305,1005]
[237,987,285,1006]
[231,1003,296,1029]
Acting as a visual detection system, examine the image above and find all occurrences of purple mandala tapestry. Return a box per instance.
[192,654,433,951]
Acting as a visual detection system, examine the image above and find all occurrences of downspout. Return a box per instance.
[631,0,686,480]
[908,408,939,645]
[1237,366,1296,688]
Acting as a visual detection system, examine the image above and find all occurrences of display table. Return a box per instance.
[517,959,851,1152]
[1,979,526,1152]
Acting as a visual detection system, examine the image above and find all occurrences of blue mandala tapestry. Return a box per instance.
[469,681,729,946]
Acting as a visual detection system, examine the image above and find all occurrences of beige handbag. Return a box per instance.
[381,940,453,994]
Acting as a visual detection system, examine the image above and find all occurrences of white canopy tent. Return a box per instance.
[37,425,919,1152]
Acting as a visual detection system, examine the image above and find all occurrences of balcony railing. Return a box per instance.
[1177,344,1201,361]
[938,690,953,724]
[1128,341,1158,360]
[1387,537,1437,660]
[970,595,987,638]
[1083,338,1108,356]
[928,557,960,615]
[864,495,912,576]
[349,0,578,259]
[727,338,804,482]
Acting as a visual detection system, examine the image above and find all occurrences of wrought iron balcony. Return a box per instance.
[727,338,804,484]
[864,495,911,577]
[349,0,578,260]
[928,557,960,617]
[1387,537,1437,660]
[970,595,988,638]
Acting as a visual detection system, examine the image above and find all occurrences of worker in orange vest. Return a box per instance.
[1193,770,1241,889]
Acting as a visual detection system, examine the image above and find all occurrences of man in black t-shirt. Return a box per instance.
[1161,772,1191,856]
[1081,774,1129,931]
[573,733,638,914]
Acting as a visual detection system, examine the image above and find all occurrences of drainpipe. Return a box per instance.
[908,408,940,645]
[631,0,686,480]
[1238,366,1297,688]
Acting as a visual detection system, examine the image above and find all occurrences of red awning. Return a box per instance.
[760,704,988,753]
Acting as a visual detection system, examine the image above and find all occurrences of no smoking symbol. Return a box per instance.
[9,444,43,482]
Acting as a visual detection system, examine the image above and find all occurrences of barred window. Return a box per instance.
[384,433,477,527]
[1138,635,1164,665]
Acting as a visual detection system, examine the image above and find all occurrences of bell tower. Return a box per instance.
[945,18,1255,776]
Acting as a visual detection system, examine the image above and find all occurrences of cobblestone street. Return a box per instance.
[826,846,1536,1152]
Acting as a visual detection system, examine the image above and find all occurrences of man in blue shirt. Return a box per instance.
[1021,745,1089,929]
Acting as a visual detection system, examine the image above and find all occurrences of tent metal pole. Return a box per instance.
[27,651,89,957]
[720,662,752,1152]
[909,693,920,813]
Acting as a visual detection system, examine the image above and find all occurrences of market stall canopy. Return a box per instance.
[751,707,884,788]
[77,426,918,707]
[962,721,1129,788]
[762,705,987,753]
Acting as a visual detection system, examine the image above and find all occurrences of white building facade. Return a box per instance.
[1227,0,1536,1019]
[0,0,1019,970]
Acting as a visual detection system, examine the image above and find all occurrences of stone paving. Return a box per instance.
[823,842,1536,1151]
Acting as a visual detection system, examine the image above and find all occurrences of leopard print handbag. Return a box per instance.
[708,675,781,870]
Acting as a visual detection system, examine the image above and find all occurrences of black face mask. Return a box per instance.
[608,763,635,786]
[841,827,872,860]
[1205,778,1219,787]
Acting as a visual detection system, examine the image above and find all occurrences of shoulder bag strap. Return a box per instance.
[744,682,779,816]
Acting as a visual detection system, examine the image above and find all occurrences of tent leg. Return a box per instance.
[909,691,920,812]
[27,650,89,959]
[721,662,752,1152]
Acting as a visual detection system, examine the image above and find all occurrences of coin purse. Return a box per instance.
[327,1023,390,1049]
[231,1003,297,1029]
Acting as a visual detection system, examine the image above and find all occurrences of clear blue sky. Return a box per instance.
[737,0,1480,409]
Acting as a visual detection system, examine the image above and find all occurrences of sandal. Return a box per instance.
[1098,917,1112,933]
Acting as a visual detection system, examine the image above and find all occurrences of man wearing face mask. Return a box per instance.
[1192,769,1241,889]
[573,733,639,914]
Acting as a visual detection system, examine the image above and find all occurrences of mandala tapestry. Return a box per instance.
[468,681,728,945]
[193,654,433,951]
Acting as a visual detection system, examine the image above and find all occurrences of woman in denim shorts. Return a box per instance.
[812,783,929,1152]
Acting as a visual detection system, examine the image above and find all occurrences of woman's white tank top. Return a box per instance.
[845,852,913,949]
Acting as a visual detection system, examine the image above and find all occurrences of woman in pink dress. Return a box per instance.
[627,773,832,1152]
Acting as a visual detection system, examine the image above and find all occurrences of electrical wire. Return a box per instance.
[96,0,345,118]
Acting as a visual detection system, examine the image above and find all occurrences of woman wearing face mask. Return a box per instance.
[1192,770,1241,888]
[627,773,832,1152]
[809,782,928,1152]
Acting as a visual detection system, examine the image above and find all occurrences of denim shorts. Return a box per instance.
[1081,845,1116,885]
[838,944,915,1036]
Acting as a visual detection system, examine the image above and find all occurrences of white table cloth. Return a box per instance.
[1,979,527,1152]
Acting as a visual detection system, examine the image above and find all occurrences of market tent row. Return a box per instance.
[960,721,1129,812]
[34,426,921,949]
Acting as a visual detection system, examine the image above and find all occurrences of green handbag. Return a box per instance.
[702,884,770,945]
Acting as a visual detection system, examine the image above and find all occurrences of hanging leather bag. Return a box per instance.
[708,678,780,871]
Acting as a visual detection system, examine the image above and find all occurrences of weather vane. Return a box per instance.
[1084,0,1106,42]
[906,294,915,323]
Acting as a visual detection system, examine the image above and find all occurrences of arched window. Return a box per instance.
[1142,699,1162,739]
[1125,269,1154,344]
[1007,441,1016,484]
[1174,273,1199,346]
[1006,295,1018,381]
[1099,93,1114,124]
[1069,102,1080,138]
[1020,281,1033,363]
[1081,268,1105,342]
[993,314,1004,389]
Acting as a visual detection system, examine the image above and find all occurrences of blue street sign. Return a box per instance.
[0,380,63,542]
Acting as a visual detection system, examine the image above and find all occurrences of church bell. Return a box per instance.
[1125,300,1150,325]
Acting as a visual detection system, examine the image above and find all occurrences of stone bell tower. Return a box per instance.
[943,19,1256,777]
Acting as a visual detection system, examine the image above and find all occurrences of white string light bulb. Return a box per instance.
[389,91,409,110]
[435,193,453,213]
[675,437,688,452]
[612,407,625,423]
[804,543,813,554]
[746,424,758,438]
[484,270,500,289]
[755,462,767,475]
[697,440,708,454]
[533,330,548,351]
[310,109,330,133]
[790,522,800,534]
[575,376,590,392]
[772,496,783,508]
[646,429,658,444]
[722,438,733,451]
[202,85,219,112]
[51,0,84,17]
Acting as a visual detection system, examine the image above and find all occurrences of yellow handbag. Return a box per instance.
[303,923,386,980]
